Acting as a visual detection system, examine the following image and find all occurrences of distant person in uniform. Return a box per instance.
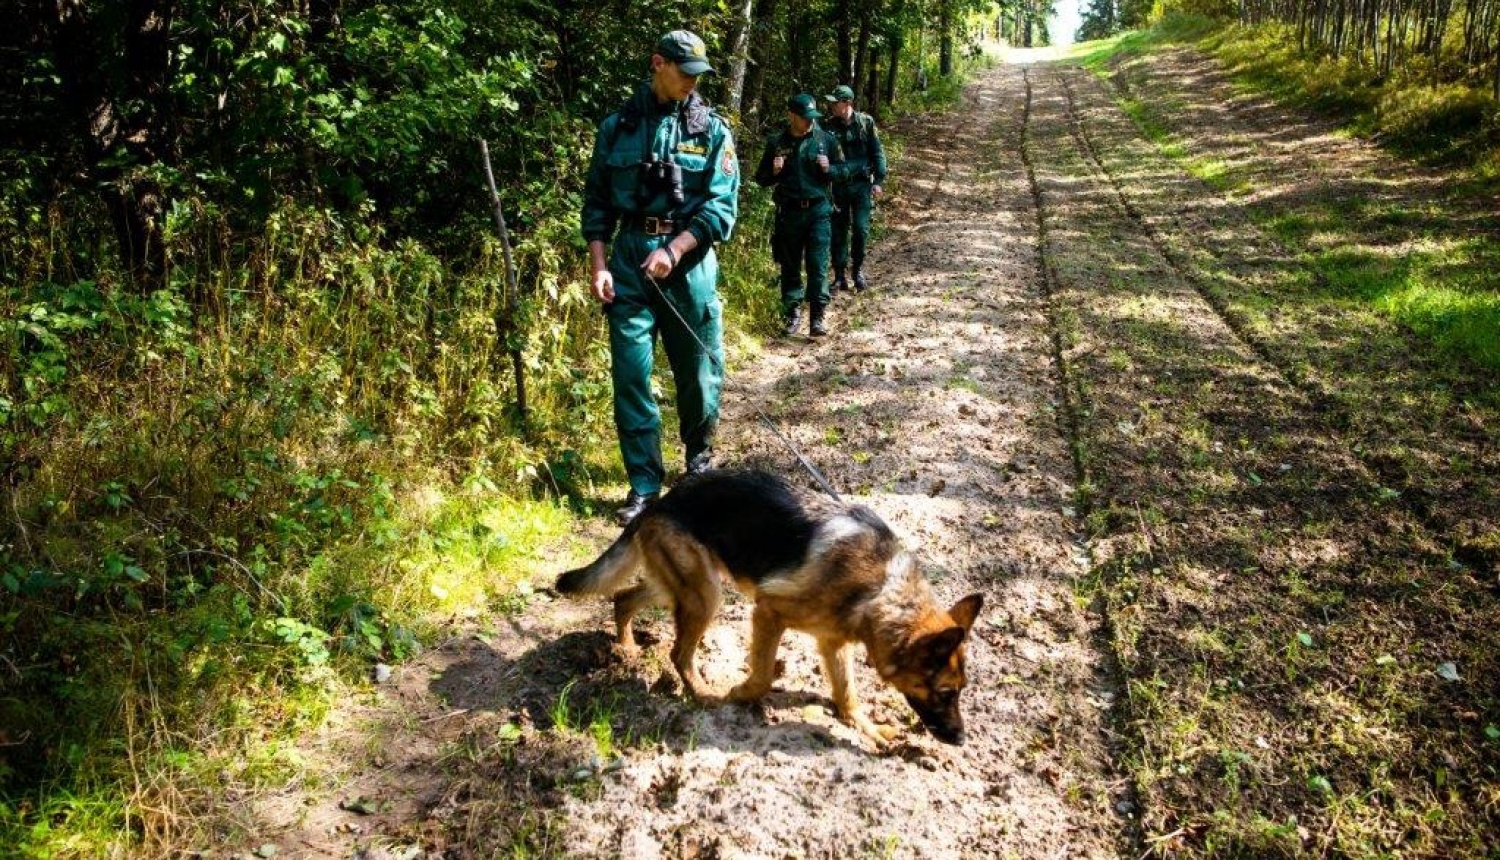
[754,93,850,337]
[580,30,740,524]
[822,84,887,293]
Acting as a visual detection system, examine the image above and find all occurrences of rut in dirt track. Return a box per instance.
[1044,64,1496,572]
[1022,55,1500,854]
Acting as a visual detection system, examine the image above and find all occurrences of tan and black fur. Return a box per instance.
[555,469,983,745]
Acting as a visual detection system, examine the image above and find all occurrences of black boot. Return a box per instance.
[615,489,659,525]
[853,269,869,291]
[685,448,713,477]
[832,268,848,294]
[782,305,803,337]
[809,303,828,337]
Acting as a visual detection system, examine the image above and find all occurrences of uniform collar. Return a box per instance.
[622,84,712,135]
[785,120,820,140]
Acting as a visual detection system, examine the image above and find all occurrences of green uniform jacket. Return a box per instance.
[579,85,740,497]
[824,111,887,187]
[752,124,851,200]
[582,86,739,247]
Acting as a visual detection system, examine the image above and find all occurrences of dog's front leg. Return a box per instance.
[728,602,784,703]
[818,639,895,746]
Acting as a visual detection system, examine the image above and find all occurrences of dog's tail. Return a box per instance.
[554,523,641,597]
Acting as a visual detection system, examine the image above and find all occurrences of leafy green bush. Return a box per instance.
[1151,0,1236,23]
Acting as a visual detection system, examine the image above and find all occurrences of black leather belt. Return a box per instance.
[626,215,677,235]
[780,197,822,209]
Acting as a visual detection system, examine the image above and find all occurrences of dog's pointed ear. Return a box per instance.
[948,593,984,633]
[918,626,967,664]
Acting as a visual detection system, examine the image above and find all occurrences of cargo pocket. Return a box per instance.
[607,150,641,208]
[676,150,710,194]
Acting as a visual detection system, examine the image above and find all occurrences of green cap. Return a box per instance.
[824,85,856,102]
[656,30,714,76]
[786,93,822,119]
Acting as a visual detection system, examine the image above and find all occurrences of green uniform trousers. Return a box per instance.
[832,183,874,273]
[605,232,723,497]
[772,199,833,314]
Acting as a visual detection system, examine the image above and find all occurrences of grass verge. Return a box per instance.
[1043,25,1500,858]
[1072,21,1500,373]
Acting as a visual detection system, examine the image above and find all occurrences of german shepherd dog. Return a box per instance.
[555,469,983,745]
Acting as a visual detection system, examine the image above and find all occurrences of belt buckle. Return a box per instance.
[644,216,664,234]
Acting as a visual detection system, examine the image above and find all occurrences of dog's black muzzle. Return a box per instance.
[907,695,966,745]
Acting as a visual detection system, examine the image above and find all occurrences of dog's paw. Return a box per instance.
[847,714,900,750]
[726,681,771,704]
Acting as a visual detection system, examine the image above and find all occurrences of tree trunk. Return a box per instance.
[1461,0,1478,64]
[853,0,875,95]
[837,0,854,83]
[940,0,954,75]
[788,8,806,88]
[742,0,780,127]
[49,0,173,292]
[105,182,166,291]
[725,0,755,114]
[885,31,902,103]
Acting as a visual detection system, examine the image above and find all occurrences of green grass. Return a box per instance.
[1114,96,1253,192]
[1202,22,1500,178]
[1079,19,1500,373]
[1057,23,1500,855]
[1076,16,1500,181]
[550,681,630,762]
[360,485,583,620]
[893,48,1001,116]
[0,485,589,856]
[1070,16,1220,71]
[1,791,130,859]
[1260,197,1500,371]
[1309,242,1500,370]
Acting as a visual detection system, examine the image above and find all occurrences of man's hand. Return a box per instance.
[773,155,785,174]
[641,246,676,280]
[590,268,615,303]
[587,239,613,303]
[816,154,830,171]
[872,184,884,198]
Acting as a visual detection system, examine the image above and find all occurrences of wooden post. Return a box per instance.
[479,138,528,425]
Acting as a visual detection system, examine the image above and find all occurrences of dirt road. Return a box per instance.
[460,58,1128,860]
[249,47,1499,859]
[544,60,1129,859]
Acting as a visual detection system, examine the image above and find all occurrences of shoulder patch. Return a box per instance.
[721,142,736,175]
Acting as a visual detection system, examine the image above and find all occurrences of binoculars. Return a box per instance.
[637,156,686,207]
